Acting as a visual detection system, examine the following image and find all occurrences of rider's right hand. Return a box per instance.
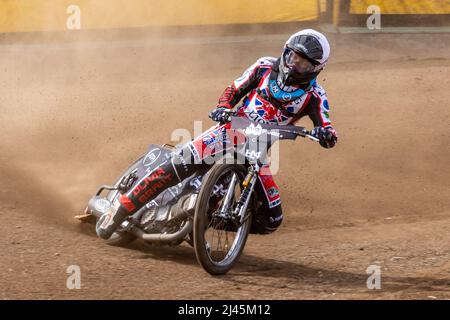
[209,107,231,123]
[311,126,338,149]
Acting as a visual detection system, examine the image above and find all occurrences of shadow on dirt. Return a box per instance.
[76,223,199,263]
[133,242,198,264]
[111,239,449,294]
[229,254,450,294]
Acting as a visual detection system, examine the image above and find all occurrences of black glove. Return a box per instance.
[311,126,338,149]
[209,107,230,123]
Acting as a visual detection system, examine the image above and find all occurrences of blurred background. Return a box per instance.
[1,0,449,33]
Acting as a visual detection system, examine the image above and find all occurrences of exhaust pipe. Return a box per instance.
[129,218,192,245]
[129,209,192,245]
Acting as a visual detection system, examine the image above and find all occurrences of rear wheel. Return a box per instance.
[193,164,253,275]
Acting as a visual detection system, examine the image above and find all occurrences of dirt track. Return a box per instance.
[0,30,449,299]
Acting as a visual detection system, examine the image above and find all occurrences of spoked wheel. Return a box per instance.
[193,164,253,275]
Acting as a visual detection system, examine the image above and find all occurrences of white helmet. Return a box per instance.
[278,29,330,89]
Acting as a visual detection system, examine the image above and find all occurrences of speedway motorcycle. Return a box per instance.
[77,114,318,275]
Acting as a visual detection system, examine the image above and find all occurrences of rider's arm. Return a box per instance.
[295,85,333,128]
[294,85,337,148]
[217,58,273,109]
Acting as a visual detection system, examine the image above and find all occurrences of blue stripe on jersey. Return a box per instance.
[268,78,316,102]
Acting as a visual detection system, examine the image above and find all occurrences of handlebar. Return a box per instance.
[298,129,320,142]
[222,110,320,142]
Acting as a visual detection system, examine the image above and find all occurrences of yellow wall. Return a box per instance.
[350,0,450,14]
[0,0,319,33]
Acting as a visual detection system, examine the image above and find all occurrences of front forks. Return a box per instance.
[234,170,257,225]
[214,165,258,228]
[218,173,238,217]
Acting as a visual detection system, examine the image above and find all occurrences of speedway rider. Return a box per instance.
[96,29,338,239]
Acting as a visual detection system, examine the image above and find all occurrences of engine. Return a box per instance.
[138,175,202,234]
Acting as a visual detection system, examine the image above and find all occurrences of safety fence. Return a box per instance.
[332,0,450,27]
[0,0,318,33]
[1,1,449,33]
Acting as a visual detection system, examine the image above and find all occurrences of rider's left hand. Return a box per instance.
[312,126,338,149]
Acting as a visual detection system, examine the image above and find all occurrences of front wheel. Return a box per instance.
[193,164,253,275]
